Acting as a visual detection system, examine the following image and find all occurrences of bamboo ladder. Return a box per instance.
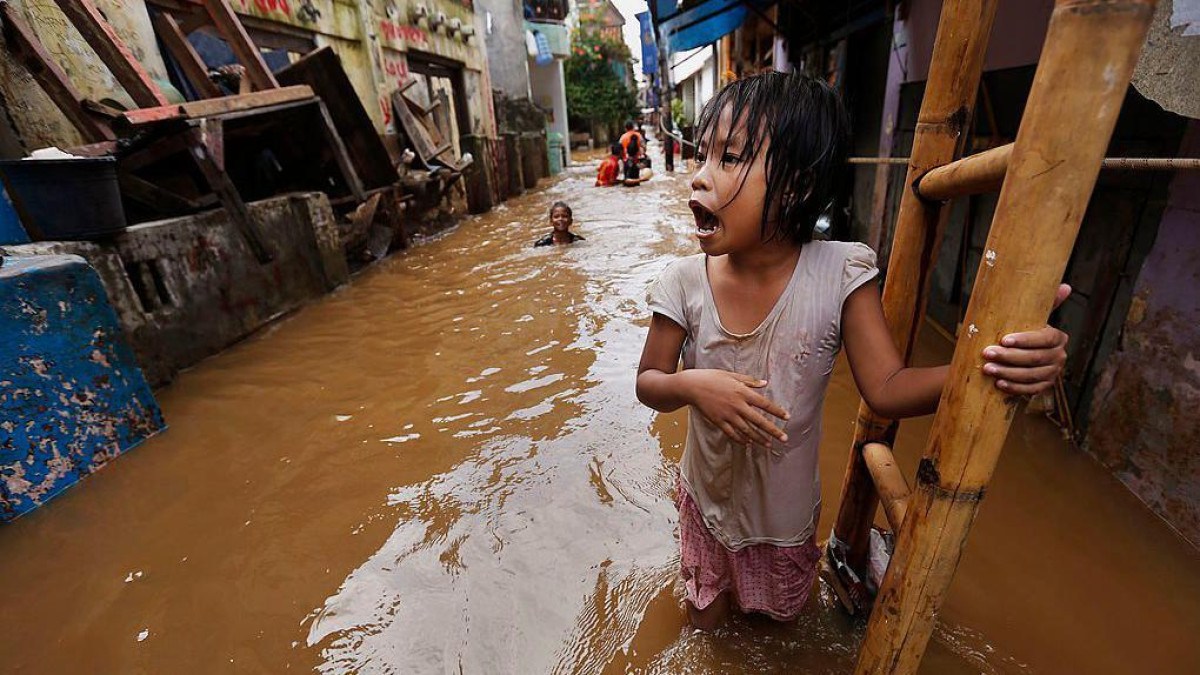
[820,0,1161,672]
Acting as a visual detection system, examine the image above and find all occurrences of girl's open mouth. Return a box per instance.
[689,200,720,238]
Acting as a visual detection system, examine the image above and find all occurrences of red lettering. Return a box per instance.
[379,19,428,46]
[253,0,291,15]
[380,97,392,125]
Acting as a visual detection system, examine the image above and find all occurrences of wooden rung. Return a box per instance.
[912,146,1200,203]
[117,85,314,127]
[916,143,1012,202]
[862,442,910,532]
[403,96,442,117]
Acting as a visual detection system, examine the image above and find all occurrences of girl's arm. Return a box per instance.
[841,282,1069,419]
[637,314,789,448]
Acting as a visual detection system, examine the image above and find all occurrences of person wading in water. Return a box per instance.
[534,202,585,246]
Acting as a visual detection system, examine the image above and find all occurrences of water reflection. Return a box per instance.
[0,146,1197,674]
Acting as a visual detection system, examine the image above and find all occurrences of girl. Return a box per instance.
[636,73,1069,629]
[534,202,585,246]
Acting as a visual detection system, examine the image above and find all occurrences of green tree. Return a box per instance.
[564,27,638,134]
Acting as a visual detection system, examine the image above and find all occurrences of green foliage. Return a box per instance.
[564,24,638,132]
[671,98,686,129]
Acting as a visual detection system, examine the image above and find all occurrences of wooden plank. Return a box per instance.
[64,140,119,157]
[404,95,442,118]
[315,100,365,201]
[855,0,1157,672]
[152,11,223,99]
[186,126,272,262]
[201,0,278,90]
[391,89,443,168]
[276,46,397,189]
[0,3,114,142]
[120,131,196,170]
[119,171,208,212]
[81,98,125,119]
[51,0,171,108]
[117,85,313,127]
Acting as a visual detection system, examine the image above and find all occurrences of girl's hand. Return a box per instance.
[682,370,790,449]
[981,283,1071,395]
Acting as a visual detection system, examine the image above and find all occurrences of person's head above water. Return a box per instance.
[692,71,849,247]
[549,201,573,232]
[625,121,635,131]
[610,143,623,157]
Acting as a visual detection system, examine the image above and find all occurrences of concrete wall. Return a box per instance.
[1085,122,1200,548]
[1,253,165,520]
[529,57,568,150]
[476,0,532,99]
[3,192,349,387]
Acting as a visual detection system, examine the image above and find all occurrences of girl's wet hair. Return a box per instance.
[695,72,849,245]
[550,201,572,218]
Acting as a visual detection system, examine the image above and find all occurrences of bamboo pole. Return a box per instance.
[855,1,1157,672]
[831,0,998,584]
[862,443,910,532]
[851,153,1200,170]
[916,143,1012,201]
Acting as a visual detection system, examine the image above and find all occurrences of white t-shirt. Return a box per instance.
[646,240,879,549]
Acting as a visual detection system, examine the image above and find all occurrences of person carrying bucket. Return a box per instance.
[619,121,645,183]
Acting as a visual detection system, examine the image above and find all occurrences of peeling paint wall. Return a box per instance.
[0,0,167,150]
[1133,0,1200,119]
[0,253,165,520]
[1085,122,1200,549]
[1,0,495,151]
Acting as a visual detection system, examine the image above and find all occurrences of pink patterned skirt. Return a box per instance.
[676,482,822,621]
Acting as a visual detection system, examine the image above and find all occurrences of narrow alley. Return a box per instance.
[0,145,1197,673]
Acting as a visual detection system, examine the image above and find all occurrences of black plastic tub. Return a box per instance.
[0,157,126,241]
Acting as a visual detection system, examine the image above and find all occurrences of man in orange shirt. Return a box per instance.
[619,121,645,182]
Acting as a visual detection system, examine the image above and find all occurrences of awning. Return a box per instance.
[672,46,713,82]
[656,0,765,54]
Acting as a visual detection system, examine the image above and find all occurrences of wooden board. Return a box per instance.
[314,100,365,201]
[117,85,314,127]
[185,126,272,262]
[277,47,396,190]
[391,88,444,168]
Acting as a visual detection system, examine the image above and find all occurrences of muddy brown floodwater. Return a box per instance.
[3,144,1200,674]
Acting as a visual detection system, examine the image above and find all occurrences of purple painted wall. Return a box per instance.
[1086,121,1200,548]
[904,0,1054,82]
